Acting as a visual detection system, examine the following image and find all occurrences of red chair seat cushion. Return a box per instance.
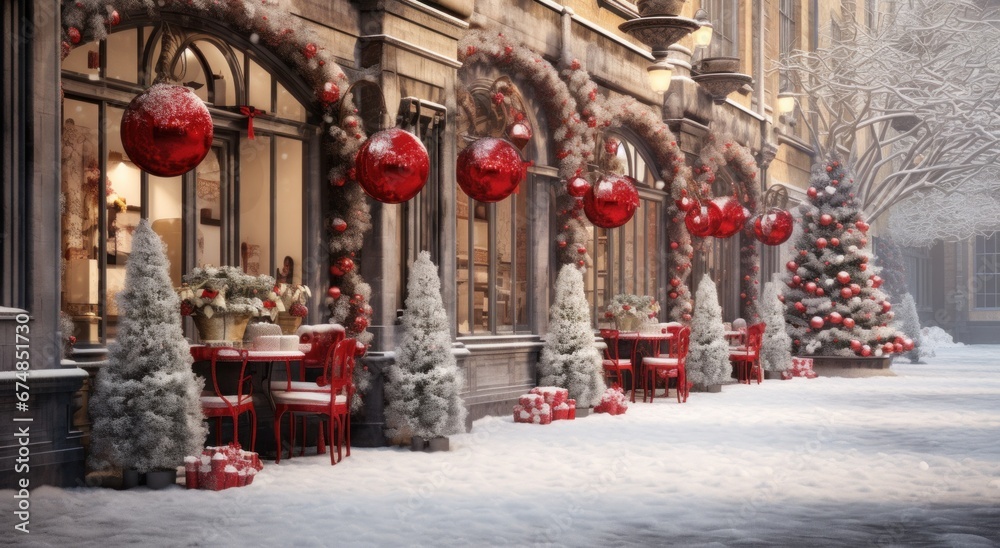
[643,357,680,367]
[602,359,632,368]
[200,394,254,409]
[272,391,348,406]
[268,379,328,393]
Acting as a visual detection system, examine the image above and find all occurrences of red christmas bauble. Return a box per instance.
[670,241,679,250]
[816,288,825,297]
[855,220,870,233]
[837,271,851,284]
[712,197,746,238]
[871,275,884,289]
[355,128,429,204]
[675,196,696,212]
[883,342,895,354]
[805,282,817,294]
[882,301,892,313]
[810,316,825,329]
[332,218,348,232]
[840,287,853,299]
[850,283,861,296]
[903,338,914,351]
[327,286,342,299]
[67,27,82,44]
[850,340,862,351]
[753,208,794,246]
[329,256,355,277]
[860,264,868,271]
[507,121,533,150]
[669,291,678,299]
[794,302,806,313]
[861,345,872,357]
[584,174,640,228]
[355,341,368,357]
[567,176,590,198]
[792,275,802,285]
[353,316,369,332]
[829,311,843,324]
[457,137,525,203]
[830,237,840,247]
[684,201,722,238]
[786,261,799,272]
[120,84,214,177]
[816,237,828,249]
[819,214,834,226]
[807,187,818,199]
[670,278,681,287]
[894,343,903,353]
[557,240,567,248]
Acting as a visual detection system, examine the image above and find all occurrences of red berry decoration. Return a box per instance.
[669,291,678,299]
[506,121,533,150]
[855,220,870,233]
[837,271,851,284]
[584,174,641,229]
[355,128,429,204]
[810,316,825,329]
[670,278,681,287]
[67,27,82,44]
[107,10,121,26]
[327,286,342,299]
[353,316,369,332]
[457,138,525,203]
[120,84,214,177]
[882,301,892,313]
[792,275,802,285]
[830,237,840,247]
[567,176,590,198]
[805,282,817,294]
[850,283,861,296]
[752,208,794,246]
[319,81,340,105]
[819,214,834,226]
[669,241,679,250]
[303,43,318,59]
[816,237,828,249]
[329,256,355,277]
[355,341,368,357]
[712,196,747,238]
[903,338,914,351]
[684,200,722,238]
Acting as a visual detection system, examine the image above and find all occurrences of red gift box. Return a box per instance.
[518,394,545,409]
[530,386,568,407]
[567,399,576,420]
[595,386,628,415]
[784,357,818,379]
[513,402,552,424]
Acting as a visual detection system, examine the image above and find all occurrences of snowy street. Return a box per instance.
[6,345,1000,547]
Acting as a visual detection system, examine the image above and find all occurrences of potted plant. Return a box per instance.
[605,294,660,332]
[275,283,311,335]
[177,266,278,342]
[685,274,732,392]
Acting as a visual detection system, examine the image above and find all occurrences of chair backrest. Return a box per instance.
[599,329,620,362]
[297,324,347,378]
[674,327,691,363]
[663,323,684,356]
[745,323,766,354]
[320,338,357,396]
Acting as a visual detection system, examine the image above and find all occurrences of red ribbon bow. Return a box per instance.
[239,106,265,140]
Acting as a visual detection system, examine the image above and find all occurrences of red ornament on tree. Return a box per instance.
[583,174,641,229]
[567,176,590,198]
[329,257,355,277]
[843,317,855,329]
[786,261,799,272]
[752,208,794,246]
[712,197,747,238]
[830,237,840,247]
[457,138,525,202]
[332,218,348,232]
[819,214,834,226]
[850,283,862,296]
[816,237,828,249]
[837,271,851,284]
[327,286,342,299]
[871,275,884,289]
[355,341,368,357]
[807,187,818,199]
[355,128,430,203]
[675,195,696,212]
[861,345,872,357]
[810,316,825,329]
[684,201,722,238]
[506,121,533,150]
[120,84,214,177]
[850,340,862,351]
[840,287,853,299]
[805,281,817,294]
[794,302,806,313]
[353,316,369,332]
[829,311,843,324]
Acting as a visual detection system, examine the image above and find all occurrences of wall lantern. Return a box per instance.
[692,9,714,48]
[647,58,675,93]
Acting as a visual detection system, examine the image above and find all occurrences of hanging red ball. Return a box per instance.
[329,256,355,277]
[675,196,696,212]
[355,128,429,204]
[120,84,214,177]
[457,138,525,203]
[816,237,828,249]
[829,311,843,324]
[882,301,892,313]
[684,200,722,238]
[67,27,82,44]
[712,197,747,238]
[567,176,590,198]
[752,208,794,246]
[810,316,825,329]
[584,174,640,229]
[507,121,533,150]
[819,214,834,226]
[837,271,851,284]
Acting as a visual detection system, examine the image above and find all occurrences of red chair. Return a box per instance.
[642,326,691,403]
[200,347,257,452]
[599,329,637,403]
[272,338,355,464]
[730,323,766,384]
[286,324,345,456]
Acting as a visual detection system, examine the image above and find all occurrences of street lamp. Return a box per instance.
[692,9,714,49]
[647,57,675,93]
[777,91,797,115]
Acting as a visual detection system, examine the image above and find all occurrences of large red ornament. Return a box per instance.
[329,257,355,277]
[752,208,794,246]
[684,201,722,238]
[807,187,818,199]
[712,197,747,238]
[120,84,214,177]
[583,174,640,228]
[567,176,590,198]
[457,138,525,203]
[355,128,429,204]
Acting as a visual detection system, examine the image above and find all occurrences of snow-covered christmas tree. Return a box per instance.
[384,252,467,443]
[89,220,206,473]
[893,293,923,363]
[538,265,604,408]
[685,274,732,389]
[760,275,793,373]
[782,158,902,357]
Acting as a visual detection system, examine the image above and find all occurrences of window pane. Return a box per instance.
[63,40,98,77]
[472,203,489,333]
[106,29,138,83]
[196,40,236,107]
[274,137,303,284]
[197,147,223,268]
[176,47,209,103]
[240,136,271,276]
[277,83,305,122]
[457,190,471,334]
[623,217,636,295]
[496,196,513,333]
[635,204,646,295]
[249,58,272,113]
[148,175,184,287]
[105,106,142,336]
[515,191,529,329]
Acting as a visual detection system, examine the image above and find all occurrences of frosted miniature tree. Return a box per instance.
[384,252,467,441]
[760,275,792,372]
[538,265,604,408]
[685,275,732,389]
[89,220,206,473]
[893,293,923,364]
[782,158,902,358]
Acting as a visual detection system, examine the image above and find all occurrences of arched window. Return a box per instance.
[60,22,314,344]
[586,133,664,324]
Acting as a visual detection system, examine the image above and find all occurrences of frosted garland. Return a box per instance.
[562,60,695,321]
[458,31,595,270]
[694,136,762,320]
[62,0,376,395]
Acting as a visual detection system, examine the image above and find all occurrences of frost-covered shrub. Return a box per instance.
[384,252,467,441]
[538,265,604,408]
[89,220,206,473]
[893,292,924,363]
[760,276,792,372]
[686,275,732,388]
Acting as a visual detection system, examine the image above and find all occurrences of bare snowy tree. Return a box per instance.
[779,0,1000,227]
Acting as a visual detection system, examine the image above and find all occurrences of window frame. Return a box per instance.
[974,233,1000,310]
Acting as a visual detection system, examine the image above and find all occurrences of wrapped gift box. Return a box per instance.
[513,402,552,424]
[529,386,568,407]
[783,357,818,379]
[594,386,628,415]
[185,443,263,490]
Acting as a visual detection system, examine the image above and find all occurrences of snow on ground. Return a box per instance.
[5,346,1000,547]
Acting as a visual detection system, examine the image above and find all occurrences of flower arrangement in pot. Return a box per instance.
[177,266,278,342]
[604,294,660,332]
[275,283,311,335]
